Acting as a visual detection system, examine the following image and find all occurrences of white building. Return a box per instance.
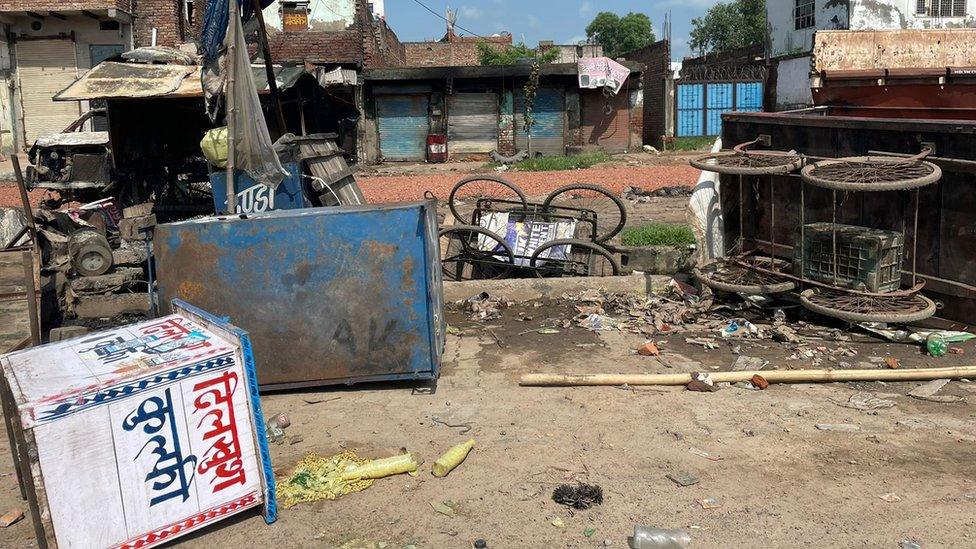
[768,0,976,109]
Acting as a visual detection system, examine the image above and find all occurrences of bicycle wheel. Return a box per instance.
[439,225,515,281]
[694,256,796,295]
[542,183,627,243]
[529,238,620,277]
[800,288,937,324]
[448,175,527,225]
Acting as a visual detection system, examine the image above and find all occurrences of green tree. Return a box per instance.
[477,42,559,65]
[689,0,766,55]
[584,12,655,58]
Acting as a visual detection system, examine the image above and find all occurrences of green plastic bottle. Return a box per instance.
[927,334,948,357]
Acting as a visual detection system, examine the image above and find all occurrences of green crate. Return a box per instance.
[793,223,904,292]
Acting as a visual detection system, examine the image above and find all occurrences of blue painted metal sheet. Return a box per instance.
[515,87,565,156]
[676,83,704,137]
[706,83,734,136]
[735,82,763,112]
[153,201,444,390]
[376,95,429,161]
[210,161,310,214]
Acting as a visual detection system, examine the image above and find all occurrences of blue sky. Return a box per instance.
[385,0,723,60]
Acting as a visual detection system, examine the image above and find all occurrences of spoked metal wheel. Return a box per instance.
[448,175,527,224]
[542,183,627,243]
[439,225,515,281]
[690,151,802,175]
[800,156,941,192]
[694,256,797,294]
[529,238,620,278]
[800,288,937,324]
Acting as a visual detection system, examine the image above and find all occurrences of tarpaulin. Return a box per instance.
[200,0,273,61]
[577,57,631,95]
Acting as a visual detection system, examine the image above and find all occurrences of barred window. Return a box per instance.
[918,0,967,16]
[795,0,815,30]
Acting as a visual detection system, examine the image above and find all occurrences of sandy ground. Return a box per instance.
[1,299,974,549]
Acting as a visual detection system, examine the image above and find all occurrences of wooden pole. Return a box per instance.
[225,0,239,214]
[10,156,36,243]
[519,366,976,387]
[249,0,287,135]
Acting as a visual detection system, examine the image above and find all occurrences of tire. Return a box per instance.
[690,151,802,175]
[438,224,516,281]
[542,183,627,243]
[693,266,796,295]
[447,175,527,225]
[799,288,937,324]
[529,238,620,277]
[800,157,942,192]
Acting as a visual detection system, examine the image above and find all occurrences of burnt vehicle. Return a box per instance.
[26,110,111,204]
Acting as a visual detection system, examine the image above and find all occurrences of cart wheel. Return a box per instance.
[542,183,627,243]
[799,288,937,324]
[800,156,941,192]
[690,151,802,175]
[529,239,620,278]
[447,175,527,225]
[438,225,515,281]
[693,256,796,295]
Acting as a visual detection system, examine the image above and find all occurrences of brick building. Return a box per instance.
[0,0,188,152]
[620,40,672,148]
[403,30,512,68]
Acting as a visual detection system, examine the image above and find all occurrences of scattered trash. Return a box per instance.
[722,318,760,338]
[552,483,604,509]
[687,379,720,392]
[277,451,419,508]
[430,500,458,517]
[815,423,861,432]
[685,337,719,350]
[638,341,661,356]
[446,324,463,336]
[908,379,950,398]
[266,411,291,444]
[343,453,420,481]
[899,539,922,549]
[688,447,722,461]
[537,328,561,335]
[771,325,801,344]
[926,333,948,357]
[431,416,473,434]
[884,357,900,369]
[584,527,598,538]
[731,355,768,371]
[697,497,722,510]
[879,492,902,503]
[432,439,476,477]
[830,392,896,410]
[473,539,488,548]
[579,314,619,332]
[949,346,964,355]
[0,508,24,528]
[666,471,700,487]
[750,374,769,390]
[551,517,566,528]
[628,526,692,548]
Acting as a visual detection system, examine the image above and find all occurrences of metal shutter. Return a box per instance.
[447,92,498,157]
[581,90,630,152]
[376,95,429,161]
[16,39,81,145]
[515,88,565,157]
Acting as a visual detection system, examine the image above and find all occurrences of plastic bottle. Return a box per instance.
[927,333,948,357]
[628,526,692,548]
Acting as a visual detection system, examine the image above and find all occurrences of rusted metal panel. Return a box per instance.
[153,201,444,389]
[812,82,976,120]
[813,29,976,72]
[721,110,976,328]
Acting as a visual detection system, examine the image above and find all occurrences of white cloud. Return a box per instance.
[579,1,593,18]
[527,14,539,28]
[460,6,483,20]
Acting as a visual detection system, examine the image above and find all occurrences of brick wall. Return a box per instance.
[403,33,510,67]
[0,0,130,11]
[132,0,189,47]
[622,39,669,147]
[629,85,644,150]
[362,7,404,67]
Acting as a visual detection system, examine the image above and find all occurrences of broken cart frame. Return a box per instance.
[691,138,940,324]
[438,175,625,280]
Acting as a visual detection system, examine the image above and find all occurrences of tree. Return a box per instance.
[585,12,655,58]
[477,42,559,65]
[689,0,766,55]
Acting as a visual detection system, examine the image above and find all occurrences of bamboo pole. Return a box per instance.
[519,366,976,387]
[225,0,238,214]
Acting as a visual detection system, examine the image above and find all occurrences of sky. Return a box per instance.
[385,0,724,60]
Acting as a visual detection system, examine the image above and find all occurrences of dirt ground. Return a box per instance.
[1,298,974,549]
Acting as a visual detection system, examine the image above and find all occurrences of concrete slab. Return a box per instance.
[442,273,673,303]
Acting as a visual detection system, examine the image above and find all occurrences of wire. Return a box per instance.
[409,0,487,39]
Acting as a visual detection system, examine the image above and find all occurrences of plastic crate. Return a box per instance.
[793,223,904,292]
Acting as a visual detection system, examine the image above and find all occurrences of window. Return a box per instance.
[917,0,967,16]
[184,0,194,26]
[281,1,310,32]
[795,0,815,30]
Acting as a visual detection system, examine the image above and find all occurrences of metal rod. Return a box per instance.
[769,174,775,266]
[738,174,744,253]
[250,0,286,134]
[799,175,805,286]
[225,0,239,214]
[912,188,920,286]
[832,189,838,285]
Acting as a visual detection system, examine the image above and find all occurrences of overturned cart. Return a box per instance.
[154,201,444,389]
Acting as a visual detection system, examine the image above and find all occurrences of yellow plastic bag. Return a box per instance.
[340,453,419,481]
[432,439,475,477]
[200,126,228,168]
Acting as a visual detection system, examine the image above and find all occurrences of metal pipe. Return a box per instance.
[225,0,239,214]
[250,0,286,135]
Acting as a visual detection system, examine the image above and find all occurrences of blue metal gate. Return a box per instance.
[676,81,763,137]
[515,88,566,157]
[376,95,430,161]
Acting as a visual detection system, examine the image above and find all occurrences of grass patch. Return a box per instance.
[668,136,716,152]
[489,151,613,172]
[621,223,697,247]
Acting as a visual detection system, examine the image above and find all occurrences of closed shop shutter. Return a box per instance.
[17,39,81,145]
[581,90,630,152]
[376,95,429,161]
[447,92,498,157]
[515,88,565,157]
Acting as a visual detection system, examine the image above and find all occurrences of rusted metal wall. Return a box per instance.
[813,29,976,71]
[154,201,444,389]
[721,111,976,328]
